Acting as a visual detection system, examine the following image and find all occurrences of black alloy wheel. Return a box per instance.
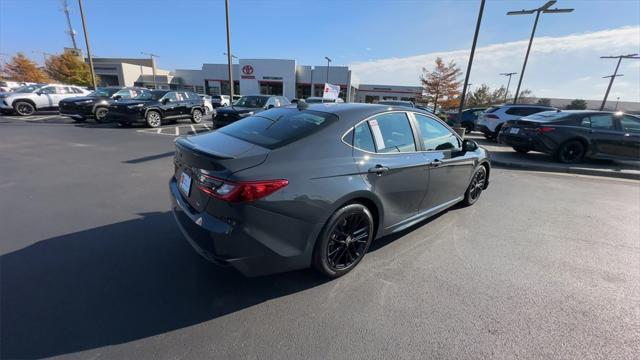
[13,101,35,116]
[557,140,585,164]
[191,109,203,123]
[313,204,374,277]
[463,166,486,206]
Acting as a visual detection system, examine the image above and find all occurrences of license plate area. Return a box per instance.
[179,172,192,196]
[509,127,520,134]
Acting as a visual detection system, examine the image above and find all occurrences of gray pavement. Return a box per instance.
[1,115,639,359]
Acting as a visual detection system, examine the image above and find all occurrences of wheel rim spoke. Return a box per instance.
[326,212,370,269]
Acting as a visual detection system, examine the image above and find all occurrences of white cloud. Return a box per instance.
[350,26,640,101]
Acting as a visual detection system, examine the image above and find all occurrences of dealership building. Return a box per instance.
[89,57,422,103]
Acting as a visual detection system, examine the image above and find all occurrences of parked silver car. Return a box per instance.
[0,84,91,116]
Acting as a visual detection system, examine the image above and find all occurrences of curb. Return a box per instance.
[490,157,640,181]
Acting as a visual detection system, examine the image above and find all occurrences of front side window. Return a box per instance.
[620,115,640,133]
[413,114,460,151]
[368,112,416,153]
[163,92,179,102]
[234,96,268,108]
[39,86,56,94]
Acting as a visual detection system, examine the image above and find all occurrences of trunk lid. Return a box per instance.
[173,132,269,212]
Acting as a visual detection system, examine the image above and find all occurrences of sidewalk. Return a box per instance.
[467,134,640,180]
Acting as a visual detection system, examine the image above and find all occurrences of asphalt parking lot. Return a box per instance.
[1,114,638,359]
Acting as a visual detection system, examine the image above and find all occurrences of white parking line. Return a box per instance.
[190,125,195,133]
[174,127,179,136]
[156,128,162,134]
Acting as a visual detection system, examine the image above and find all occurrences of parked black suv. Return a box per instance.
[213,95,290,127]
[59,87,147,123]
[108,90,205,128]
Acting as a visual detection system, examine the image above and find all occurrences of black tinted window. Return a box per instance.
[219,109,337,149]
[590,114,614,130]
[413,114,460,151]
[353,122,376,152]
[369,112,416,153]
[620,115,640,133]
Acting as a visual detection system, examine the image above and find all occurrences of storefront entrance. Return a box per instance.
[259,81,283,95]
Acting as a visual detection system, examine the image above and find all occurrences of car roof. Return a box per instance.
[288,102,435,119]
[495,103,555,108]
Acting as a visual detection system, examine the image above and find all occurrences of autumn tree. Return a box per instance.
[45,51,97,87]
[566,99,587,110]
[420,57,461,113]
[1,52,50,82]
[536,98,551,106]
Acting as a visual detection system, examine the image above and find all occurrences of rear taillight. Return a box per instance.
[485,114,499,119]
[197,173,288,202]
[537,127,555,133]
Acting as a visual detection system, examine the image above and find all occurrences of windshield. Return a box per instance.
[521,111,568,122]
[219,108,338,149]
[233,96,268,108]
[13,84,44,93]
[89,88,119,97]
[133,90,166,101]
[485,106,500,113]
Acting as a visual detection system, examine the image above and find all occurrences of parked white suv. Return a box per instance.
[0,84,91,116]
[476,104,556,139]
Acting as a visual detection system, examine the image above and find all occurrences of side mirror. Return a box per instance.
[35,91,42,96]
[161,98,171,104]
[463,139,478,152]
[267,104,274,109]
[113,95,122,100]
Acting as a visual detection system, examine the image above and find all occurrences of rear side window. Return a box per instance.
[353,122,376,152]
[590,114,614,130]
[369,112,416,153]
[219,108,337,149]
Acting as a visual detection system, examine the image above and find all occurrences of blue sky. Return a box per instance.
[1,0,639,100]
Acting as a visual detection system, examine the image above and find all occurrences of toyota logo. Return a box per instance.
[242,65,254,75]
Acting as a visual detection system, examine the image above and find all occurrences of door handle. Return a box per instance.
[368,164,389,175]
[430,159,442,167]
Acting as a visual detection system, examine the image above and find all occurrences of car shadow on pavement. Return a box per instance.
[0,211,329,359]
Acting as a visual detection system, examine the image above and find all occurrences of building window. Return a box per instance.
[296,84,311,99]
[195,86,204,94]
[365,95,379,103]
[260,82,283,95]
[220,81,240,96]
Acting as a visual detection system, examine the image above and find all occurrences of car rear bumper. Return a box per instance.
[498,132,556,154]
[169,178,315,277]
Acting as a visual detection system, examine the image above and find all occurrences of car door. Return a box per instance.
[36,86,57,108]
[351,111,429,230]
[582,114,622,157]
[411,113,475,212]
[160,92,180,118]
[617,115,640,159]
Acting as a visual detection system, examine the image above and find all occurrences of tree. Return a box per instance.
[517,89,536,104]
[45,51,97,87]
[536,98,551,106]
[491,86,510,104]
[466,84,493,107]
[1,52,50,82]
[566,99,587,110]
[420,57,461,112]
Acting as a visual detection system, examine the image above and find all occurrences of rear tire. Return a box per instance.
[145,110,162,128]
[312,204,374,278]
[513,146,530,154]
[13,101,35,116]
[462,166,487,206]
[556,140,585,164]
[191,108,203,124]
[461,122,475,132]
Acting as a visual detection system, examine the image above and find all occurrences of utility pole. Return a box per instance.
[63,0,78,49]
[457,0,485,123]
[225,0,234,99]
[507,1,573,103]
[599,54,639,110]
[141,52,159,89]
[324,56,332,84]
[500,72,517,102]
[78,0,97,90]
[614,97,620,111]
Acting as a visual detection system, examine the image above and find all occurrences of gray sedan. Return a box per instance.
[170,103,490,277]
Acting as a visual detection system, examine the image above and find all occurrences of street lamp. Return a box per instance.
[223,52,238,60]
[599,54,639,110]
[507,0,574,103]
[457,0,485,123]
[78,0,97,90]
[141,52,159,89]
[324,56,332,84]
[500,72,517,102]
[224,0,234,99]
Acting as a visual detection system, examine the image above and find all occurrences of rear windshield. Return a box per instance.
[485,106,500,113]
[219,108,338,149]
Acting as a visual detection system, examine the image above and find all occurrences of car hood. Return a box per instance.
[216,106,261,114]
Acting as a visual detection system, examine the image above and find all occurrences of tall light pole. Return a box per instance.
[141,52,159,89]
[224,0,234,99]
[500,72,517,102]
[78,0,97,90]
[63,0,78,49]
[324,56,332,84]
[599,54,639,110]
[223,52,238,60]
[507,1,573,103]
[457,0,485,123]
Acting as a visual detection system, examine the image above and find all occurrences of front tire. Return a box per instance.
[312,204,374,278]
[145,110,162,128]
[191,108,203,123]
[13,101,35,116]
[462,166,487,206]
[94,107,109,123]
